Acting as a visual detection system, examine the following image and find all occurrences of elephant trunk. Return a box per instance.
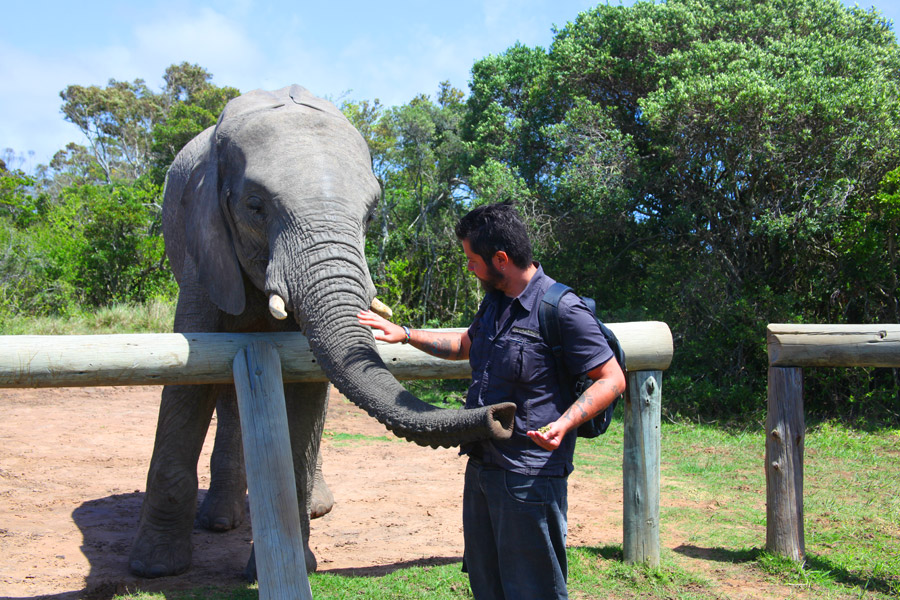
[269,231,515,449]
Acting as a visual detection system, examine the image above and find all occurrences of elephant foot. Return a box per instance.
[244,542,318,582]
[198,487,247,531]
[309,473,334,519]
[129,524,192,578]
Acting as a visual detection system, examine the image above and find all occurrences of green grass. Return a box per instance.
[0,298,176,334]
[403,379,468,409]
[321,431,396,445]
[310,563,472,599]
[654,418,900,599]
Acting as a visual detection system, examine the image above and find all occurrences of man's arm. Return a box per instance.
[357,310,471,361]
[526,357,626,451]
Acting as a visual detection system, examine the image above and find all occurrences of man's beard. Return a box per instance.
[478,263,506,292]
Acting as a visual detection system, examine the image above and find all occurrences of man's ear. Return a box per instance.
[493,251,510,271]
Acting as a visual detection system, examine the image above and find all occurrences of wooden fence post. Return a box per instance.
[765,366,805,561]
[623,370,661,567]
[764,324,900,561]
[233,341,312,600]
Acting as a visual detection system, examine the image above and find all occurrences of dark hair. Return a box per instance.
[455,201,533,269]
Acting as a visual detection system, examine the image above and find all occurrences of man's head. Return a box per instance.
[455,201,533,268]
[455,201,534,293]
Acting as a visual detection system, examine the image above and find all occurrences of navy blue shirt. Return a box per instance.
[463,264,613,476]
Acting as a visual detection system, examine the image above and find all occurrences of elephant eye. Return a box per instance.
[245,196,266,218]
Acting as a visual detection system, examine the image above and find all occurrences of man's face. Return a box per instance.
[461,238,505,292]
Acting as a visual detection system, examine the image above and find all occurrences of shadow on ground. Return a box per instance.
[673,543,898,597]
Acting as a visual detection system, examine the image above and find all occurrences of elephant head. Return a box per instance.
[162,85,513,448]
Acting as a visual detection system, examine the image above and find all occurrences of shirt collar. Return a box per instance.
[502,262,545,313]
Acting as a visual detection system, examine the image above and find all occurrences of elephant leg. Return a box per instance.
[130,383,217,578]
[309,450,334,519]
[244,381,329,581]
[198,385,248,531]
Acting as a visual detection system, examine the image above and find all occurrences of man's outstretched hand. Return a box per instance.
[357,310,407,344]
[526,421,566,451]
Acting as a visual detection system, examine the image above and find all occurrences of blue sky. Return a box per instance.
[2,0,898,173]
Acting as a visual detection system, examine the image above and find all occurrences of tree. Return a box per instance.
[60,79,164,182]
[149,64,239,185]
[0,164,41,229]
[162,62,217,104]
[344,84,481,326]
[465,0,900,419]
[58,64,239,186]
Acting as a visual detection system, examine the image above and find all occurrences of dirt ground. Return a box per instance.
[0,386,795,600]
[0,385,623,599]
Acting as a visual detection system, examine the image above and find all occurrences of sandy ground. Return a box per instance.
[0,386,625,599]
[0,385,807,600]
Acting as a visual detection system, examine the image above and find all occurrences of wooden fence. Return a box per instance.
[0,321,673,599]
[765,324,900,561]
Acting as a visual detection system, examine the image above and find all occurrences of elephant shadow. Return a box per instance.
[18,490,252,600]
[19,490,460,600]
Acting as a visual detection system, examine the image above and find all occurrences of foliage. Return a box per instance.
[54,178,173,305]
[149,63,240,185]
[348,83,485,328]
[60,78,164,182]
[463,0,900,421]
[0,175,175,326]
[0,166,43,228]
[0,64,238,326]
[6,1,900,424]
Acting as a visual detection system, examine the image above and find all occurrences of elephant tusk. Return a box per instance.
[370,297,393,320]
[268,294,288,320]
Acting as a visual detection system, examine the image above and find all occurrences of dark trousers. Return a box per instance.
[462,458,569,600]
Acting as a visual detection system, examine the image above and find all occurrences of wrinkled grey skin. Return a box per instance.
[197,391,333,529]
[129,85,515,579]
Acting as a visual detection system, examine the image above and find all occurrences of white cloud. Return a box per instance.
[0,6,271,168]
[0,0,605,170]
[0,41,94,169]
[131,7,264,87]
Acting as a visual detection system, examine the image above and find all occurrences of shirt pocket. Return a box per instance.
[490,337,526,383]
[517,340,555,386]
[490,336,555,387]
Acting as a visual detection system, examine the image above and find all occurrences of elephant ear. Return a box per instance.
[181,137,246,316]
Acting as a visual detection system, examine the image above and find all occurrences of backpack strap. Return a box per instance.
[539,282,626,438]
[538,282,575,402]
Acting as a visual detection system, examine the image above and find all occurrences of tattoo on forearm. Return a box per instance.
[426,338,457,359]
[562,381,623,426]
[413,332,463,360]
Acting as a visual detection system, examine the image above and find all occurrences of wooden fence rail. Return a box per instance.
[765,324,900,561]
[0,321,672,597]
[0,322,671,388]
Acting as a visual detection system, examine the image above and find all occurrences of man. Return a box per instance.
[358,201,625,600]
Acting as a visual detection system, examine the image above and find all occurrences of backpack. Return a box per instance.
[537,282,626,438]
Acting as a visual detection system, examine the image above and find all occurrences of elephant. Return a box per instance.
[196,390,334,536]
[128,85,515,579]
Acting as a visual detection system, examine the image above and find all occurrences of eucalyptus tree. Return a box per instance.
[60,79,163,183]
